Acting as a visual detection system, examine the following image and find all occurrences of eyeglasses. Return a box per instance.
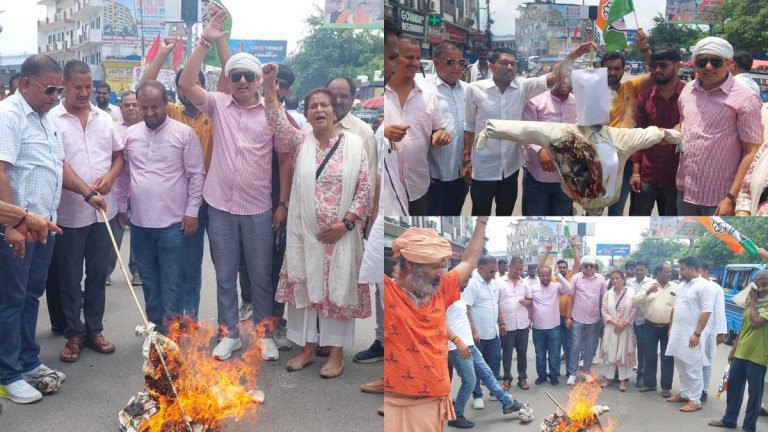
[29,77,64,96]
[650,61,672,70]
[695,57,724,69]
[230,71,256,83]
[582,264,595,269]
[441,58,467,67]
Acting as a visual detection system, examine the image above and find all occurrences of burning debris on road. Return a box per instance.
[540,377,615,432]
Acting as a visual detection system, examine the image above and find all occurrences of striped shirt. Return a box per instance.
[196,92,292,215]
[569,272,607,325]
[50,103,122,228]
[0,92,64,222]
[425,73,466,181]
[522,91,577,183]
[676,75,763,206]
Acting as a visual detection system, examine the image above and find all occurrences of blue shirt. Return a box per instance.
[0,92,64,222]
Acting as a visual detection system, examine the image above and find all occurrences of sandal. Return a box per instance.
[517,379,529,390]
[618,381,627,392]
[286,356,315,372]
[320,360,344,379]
[707,420,736,428]
[501,379,511,391]
[60,337,83,362]
[84,333,115,354]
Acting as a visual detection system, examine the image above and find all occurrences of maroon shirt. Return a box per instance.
[630,80,686,188]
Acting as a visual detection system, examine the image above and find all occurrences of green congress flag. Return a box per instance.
[598,0,634,52]
[204,0,233,68]
[606,0,635,28]
[562,225,573,259]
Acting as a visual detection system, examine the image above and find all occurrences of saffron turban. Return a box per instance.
[692,37,733,60]
[224,52,263,78]
[392,227,452,265]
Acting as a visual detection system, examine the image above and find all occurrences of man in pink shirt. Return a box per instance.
[48,60,124,363]
[565,256,606,385]
[676,37,763,216]
[521,78,576,216]
[178,10,293,361]
[529,265,571,385]
[116,80,205,335]
[497,256,532,390]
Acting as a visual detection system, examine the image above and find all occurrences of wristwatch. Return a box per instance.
[342,218,355,231]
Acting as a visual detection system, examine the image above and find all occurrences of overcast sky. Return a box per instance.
[0,1,325,56]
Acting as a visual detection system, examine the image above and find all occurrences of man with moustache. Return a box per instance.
[94,82,123,123]
[48,60,124,363]
[676,37,762,216]
[529,265,571,385]
[466,45,490,83]
[521,77,576,216]
[0,55,106,404]
[383,217,488,431]
[116,80,205,334]
[630,44,685,216]
[385,35,451,215]
[565,256,606,385]
[626,260,653,388]
[425,42,469,215]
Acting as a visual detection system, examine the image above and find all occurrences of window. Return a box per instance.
[737,270,753,291]
[724,270,737,291]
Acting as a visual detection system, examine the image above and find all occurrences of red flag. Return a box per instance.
[172,37,184,71]
[573,26,579,40]
[145,33,161,65]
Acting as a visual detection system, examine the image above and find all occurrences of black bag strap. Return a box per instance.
[316,133,344,180]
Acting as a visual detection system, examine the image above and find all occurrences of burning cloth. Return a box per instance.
[474,120,682,214]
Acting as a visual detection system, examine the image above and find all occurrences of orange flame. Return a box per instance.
[548,375,616,432]
[137,317,277,432]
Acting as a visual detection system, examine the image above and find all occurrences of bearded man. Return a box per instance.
[384,217,488,432]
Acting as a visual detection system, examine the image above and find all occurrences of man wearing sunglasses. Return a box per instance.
[676,37,763,216]
[565,256,606,386]
[630,44,686,216]
[0,55,107,404]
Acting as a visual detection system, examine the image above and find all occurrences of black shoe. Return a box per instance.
[502,401,523,414]
[353,339,384,363]
[701,391,708,403]
[635,376,644,388]
[759,406,768,416]
[550,377,559,386]
[448,415,475,429]
[535,376,547,385]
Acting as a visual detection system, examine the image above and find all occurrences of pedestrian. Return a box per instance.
[626,260,652,387]
[598,269,637,392]
[700,261,728,403]
[629,44,685,216]
[0,54,106,404]
[708,269,768,431]
[94,82,123,123]
[635,263,677,398]
[115,80,205,335]
[49,60,124,363]
[566,256,606,385]
[665,255,715,412]
[730,50,761,95]
[383,218,487,432]
[466,45,490,83]
[676,37,762,216]
[498,256,532,391]
[735,104,768,216]
[529,265,571,386]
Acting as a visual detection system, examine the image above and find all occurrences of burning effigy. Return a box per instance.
[118,319,269,432]
[540,379,615,432]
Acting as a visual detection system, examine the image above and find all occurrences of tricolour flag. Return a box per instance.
[597,0,633,52]
[203,1,233,68]
[563,225,573,259]
[697,216,760,259]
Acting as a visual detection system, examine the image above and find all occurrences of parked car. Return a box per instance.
[722,263,766,344]
[679,66,695,81]
[630,63,643,74]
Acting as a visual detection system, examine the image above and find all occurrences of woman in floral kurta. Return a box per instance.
[599,269,638,391]
[263,79,370,378]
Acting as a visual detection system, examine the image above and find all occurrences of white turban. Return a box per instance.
[224,53,263,78]
[692,37,733,59]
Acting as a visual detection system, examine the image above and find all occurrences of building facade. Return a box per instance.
[515,1,590,57]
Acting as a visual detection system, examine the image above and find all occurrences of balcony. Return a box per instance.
[38,11,76,31]
[71,0,104,22]
[42,40,70,55]
[70,29,102,50]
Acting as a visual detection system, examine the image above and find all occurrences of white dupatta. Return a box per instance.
[601,287,636,366]
[285,131,364,309]
[748,143,768,215]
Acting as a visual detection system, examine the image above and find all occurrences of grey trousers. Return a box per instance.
[375,283,383,343]
[208,207,273,339]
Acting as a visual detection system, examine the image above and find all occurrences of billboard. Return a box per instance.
[228,40,288,64]
[666,0,725,23]
[102,60,141,95]
[596,244,631,256]
[324,0,384,29]
[103,0,182,46]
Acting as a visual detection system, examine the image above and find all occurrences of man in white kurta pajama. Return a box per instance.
[665,257,715,412]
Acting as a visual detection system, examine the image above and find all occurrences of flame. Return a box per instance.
[549,375,616,432]
[137,317,276,432]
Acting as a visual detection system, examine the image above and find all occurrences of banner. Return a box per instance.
[103,0,181,46]
[132,67,176,91]
[324,0,384,29]
[102,60,141,95]
[666,0,725,23]
[229,40,288,64]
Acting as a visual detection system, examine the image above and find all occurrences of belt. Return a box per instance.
[645,320,669,328]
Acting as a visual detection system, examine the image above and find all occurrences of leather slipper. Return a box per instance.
[84,333,115,354]
[286,357,315,372]
[320,360,344,379]
[707,420,736,428]
[638,387,657,393]
[60,337,82,362]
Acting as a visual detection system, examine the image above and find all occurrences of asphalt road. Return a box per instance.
[0,234,384,432]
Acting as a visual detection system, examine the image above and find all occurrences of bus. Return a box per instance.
[722,263,766,344]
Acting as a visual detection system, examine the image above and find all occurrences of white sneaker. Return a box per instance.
[238,303,253,322]
[23,364,66,383]
[0,380,43,404]
[567,375,576,386]
[261,337,279,361]
[489,394,498,401]
[212,337,242,360]
[473,398,485,410]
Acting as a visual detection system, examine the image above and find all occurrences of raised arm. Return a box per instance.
[262,63,303,152]
[545,41,597,87]
[453,217,489,285]
[215,36,233,93]
[143,37,177,83]
[179,9,228,106]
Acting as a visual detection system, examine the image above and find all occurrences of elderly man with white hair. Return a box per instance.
[179,9,294,361]
[676,36,763,216]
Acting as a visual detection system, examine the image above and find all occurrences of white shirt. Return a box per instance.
[377,123,409,216]
[101,103,123,123]
[703,280,728,338]
[733,73,761,95]
[447,299,475,350]
[626,276,653,325]
[425,73,466,182]
[665,276,715,365]
[468,60,491,83]
[465,75,549,181]
[498,275,531,331]
[462,269,500,340]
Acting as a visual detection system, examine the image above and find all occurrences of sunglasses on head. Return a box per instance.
[695,57,724,69]
[443,58,467,67]
[30,77,64,96]
[230,71,256,83]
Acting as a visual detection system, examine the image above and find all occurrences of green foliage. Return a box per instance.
[647,13,706,52]
[285,7,383,99]
[717,0,768,54]
[629,233,690,269]
[692,218,768,266]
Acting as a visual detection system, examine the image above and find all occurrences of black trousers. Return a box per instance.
[49,221,112,339]
[635,322,647,378]
[427,178,468,216]
[500,327,529,380]
[470,171,519,216]
[408,193,429,216]
[642,323,675,390]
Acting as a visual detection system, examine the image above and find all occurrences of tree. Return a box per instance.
[692,218,768,266]
[717,0,768,54]
[285,7,383,100]
[629,232,689,269]
[646,13,706,52]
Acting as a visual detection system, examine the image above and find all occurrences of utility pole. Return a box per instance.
[483,0,492,50]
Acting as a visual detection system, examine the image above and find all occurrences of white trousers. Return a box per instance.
[675,356,704,403]
[702,332,716,394]
[600,364,634,381]
[285,303,355,348]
